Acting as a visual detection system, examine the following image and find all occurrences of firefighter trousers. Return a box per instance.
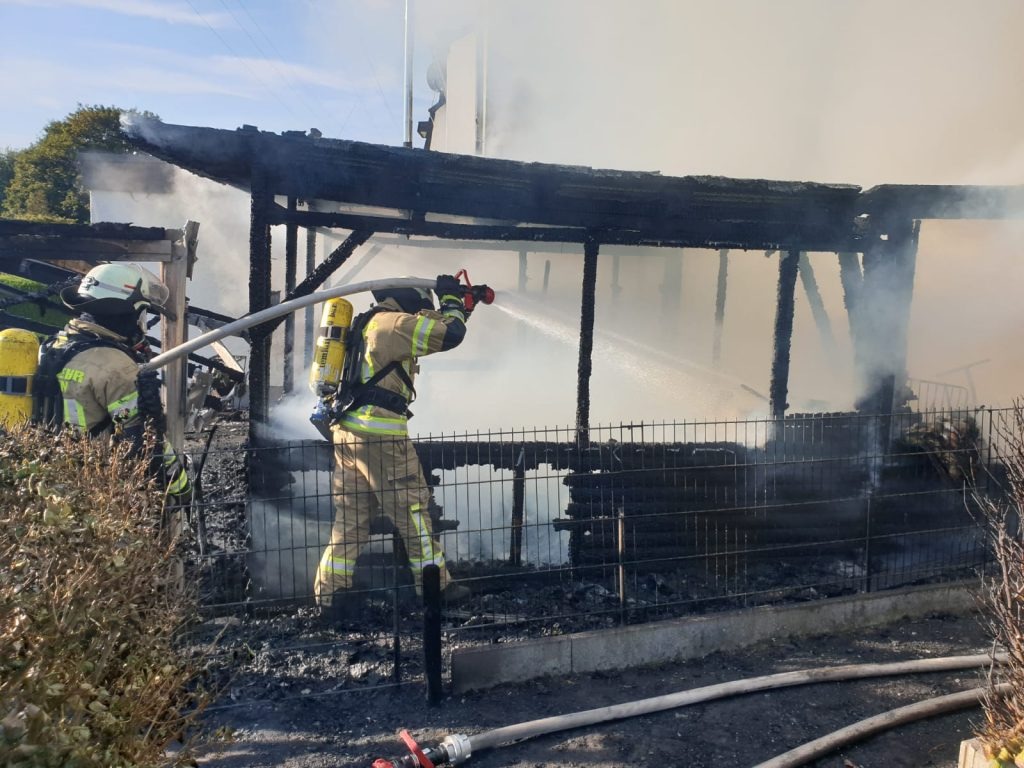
[314,428,452,606]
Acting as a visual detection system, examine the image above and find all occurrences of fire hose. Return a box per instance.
[140,275,494,373]
[370,652,1006,768]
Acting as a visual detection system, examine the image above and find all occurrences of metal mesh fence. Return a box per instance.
[187,406,1009,700]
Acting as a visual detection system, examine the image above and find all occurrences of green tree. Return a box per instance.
[2,105,132,223]
[0,148,17,212]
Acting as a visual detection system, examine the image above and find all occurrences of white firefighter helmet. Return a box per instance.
[61,263,171,316]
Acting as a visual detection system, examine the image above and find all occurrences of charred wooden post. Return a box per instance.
[248,169,273,424]
[160,221,197,453]
[712,248,729,365]
[423,564,443,705]
[858,220,920,414]
[838,252,865,365]
[304,224,316,369]
[283,196,298,394]
[576,238,599,447]
[769,249,800,420]
[257,230,373,337]
[797,252,838,365]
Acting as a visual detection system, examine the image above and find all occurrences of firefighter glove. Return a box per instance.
[435,274,464,306]
[136,370,166,430]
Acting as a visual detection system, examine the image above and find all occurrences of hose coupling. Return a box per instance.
[439,734,472,765]
[372,729,467,768]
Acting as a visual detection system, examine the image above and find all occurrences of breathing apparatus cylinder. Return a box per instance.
[308,297,354,396]
[0,329,40,427]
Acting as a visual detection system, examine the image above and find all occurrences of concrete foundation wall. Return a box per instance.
[451,582,977,693]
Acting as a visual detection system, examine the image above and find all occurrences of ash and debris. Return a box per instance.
[194,612,993,768]
[175,413,994,767]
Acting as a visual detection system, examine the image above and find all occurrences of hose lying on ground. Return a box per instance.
[471,653,1003,752]
[375,653,1006,767]
[752,683,1011,768]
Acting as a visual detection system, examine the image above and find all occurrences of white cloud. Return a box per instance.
[209,54,378,92]
[0,0,230,27]
[0,54,257,102]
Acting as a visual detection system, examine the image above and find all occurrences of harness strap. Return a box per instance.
[0,375,31,395]
[32,334,131,429]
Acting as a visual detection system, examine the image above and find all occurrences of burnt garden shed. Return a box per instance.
[118,115,1023,598]
[121,116,1024,431]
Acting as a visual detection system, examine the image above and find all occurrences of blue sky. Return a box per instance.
[0,0,434,149]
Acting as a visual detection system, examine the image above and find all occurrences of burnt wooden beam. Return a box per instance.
[0,236,176,263]
[838,252,864,358]
[257,230,373,339]
[283,196,298,394]
[576,238,599,447]
[0,221,168,239]
[769,250,800,419]
[304,224,316,369]
[712,249,729,365]
[797,252,838,365]
[265,204,860,253]
[0,311,59,335]
[124,118,864,252]
[248,169,273,424]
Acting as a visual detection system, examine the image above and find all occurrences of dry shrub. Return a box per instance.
[977,404,1024,765]
[0,425,213,767]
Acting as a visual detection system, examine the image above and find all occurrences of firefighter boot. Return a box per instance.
[442,582,472,605]
[319,590,366,626]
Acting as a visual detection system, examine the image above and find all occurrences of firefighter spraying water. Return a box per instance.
[134,271,495,619]
[308,271,494,621]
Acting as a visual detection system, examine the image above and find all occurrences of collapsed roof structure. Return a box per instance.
[119,115,1024,439]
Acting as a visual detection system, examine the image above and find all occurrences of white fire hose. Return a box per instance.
[141,277,437,372]
[372,653,1006,768]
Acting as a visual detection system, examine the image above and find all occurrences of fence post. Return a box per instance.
[423,564,443,704]
[509,447,525,565]
[617,505,626,625]
[392,528,402,684]
[864,493,874,593]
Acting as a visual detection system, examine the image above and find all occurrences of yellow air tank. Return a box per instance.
[308,298,353,396]
[0,328,39,427]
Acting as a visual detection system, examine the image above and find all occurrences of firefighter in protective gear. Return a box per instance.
[43,263,191,505]
[314,275,472,617]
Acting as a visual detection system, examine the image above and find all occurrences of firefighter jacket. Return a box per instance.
[51,318,141,438]
[49,318,191,501]
[335,298,467,437]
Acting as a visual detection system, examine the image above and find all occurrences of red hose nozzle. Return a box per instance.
[453,269,495,311]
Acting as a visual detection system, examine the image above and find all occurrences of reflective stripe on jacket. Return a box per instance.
[336,299,465,436]
[52,319,140,438]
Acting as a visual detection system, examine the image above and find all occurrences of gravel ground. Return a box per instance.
[194,610,995,768]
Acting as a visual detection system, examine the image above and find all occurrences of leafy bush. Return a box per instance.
[978,405,1024,767]
[0,425,212,767]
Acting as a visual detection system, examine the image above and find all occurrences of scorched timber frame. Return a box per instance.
[121,117,1024,439]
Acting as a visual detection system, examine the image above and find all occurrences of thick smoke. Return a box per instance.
[377,0,1024,413]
